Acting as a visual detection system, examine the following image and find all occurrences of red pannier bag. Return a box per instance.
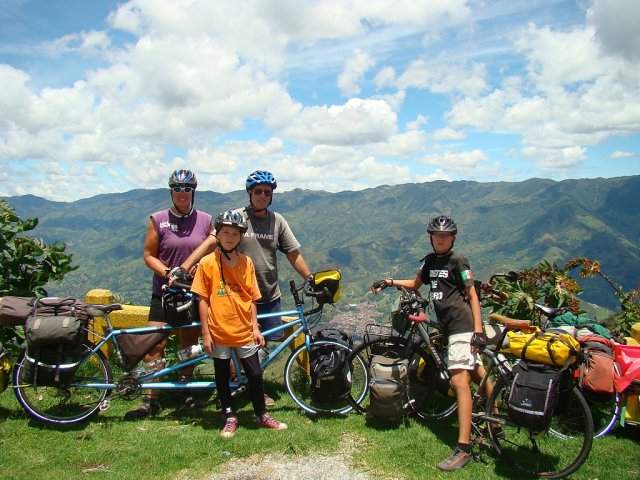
[614,343,640,393]
[578,335,615,394]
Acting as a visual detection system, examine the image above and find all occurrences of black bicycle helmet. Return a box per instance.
[169,169,198,188]
[427,215,457,235]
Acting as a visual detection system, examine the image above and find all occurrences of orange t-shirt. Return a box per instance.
[190,250,262,346]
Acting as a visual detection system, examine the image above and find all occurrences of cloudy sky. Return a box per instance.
[1,0,639,200]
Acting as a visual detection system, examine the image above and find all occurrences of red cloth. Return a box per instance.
[614,343,640,392]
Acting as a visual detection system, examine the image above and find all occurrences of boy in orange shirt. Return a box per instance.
[191,210,287,438]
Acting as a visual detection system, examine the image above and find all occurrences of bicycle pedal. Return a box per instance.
[230,385,247,397]
[99,399,111,411]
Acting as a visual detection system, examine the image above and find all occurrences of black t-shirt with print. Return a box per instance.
[419,251,475,336]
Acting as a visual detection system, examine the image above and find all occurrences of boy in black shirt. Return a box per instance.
[372,215,490,471]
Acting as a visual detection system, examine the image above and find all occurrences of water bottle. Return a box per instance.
[177,344,204,361]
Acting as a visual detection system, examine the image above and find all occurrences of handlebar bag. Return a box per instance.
[311,269,342,304]
[0,296,36,326]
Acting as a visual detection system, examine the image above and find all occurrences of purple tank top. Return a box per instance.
[150,209,212,296]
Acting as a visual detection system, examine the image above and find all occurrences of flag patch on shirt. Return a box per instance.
[460,269,474,281]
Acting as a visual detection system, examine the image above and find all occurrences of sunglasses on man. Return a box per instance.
[252,188,272,196]
[171,186,194,193]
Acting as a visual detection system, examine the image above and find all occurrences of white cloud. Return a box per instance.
[338,49,375,96]
[432,127,465,141]
[397,60,488,97]
[421,149,487,169]
[522,145,586,169]
[374,66,396,89]
[611,150,635,159]
[44,30,111,57]
[588,0,640,62]
[283,98,397,146]
[407,114,428,131]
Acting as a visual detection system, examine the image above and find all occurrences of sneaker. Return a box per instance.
[257,413,287,430]
[124,398,161,420]
[220,416,239,438]
[264,393,276,407]
[436,447,472,471]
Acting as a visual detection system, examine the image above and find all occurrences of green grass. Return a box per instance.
[1,363,640,480]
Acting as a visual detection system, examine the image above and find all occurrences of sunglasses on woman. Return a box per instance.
[171,186,194,193]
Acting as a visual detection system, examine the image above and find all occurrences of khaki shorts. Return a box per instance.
[447,332,482,371]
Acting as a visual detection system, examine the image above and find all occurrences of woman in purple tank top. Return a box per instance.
[125,169,212,420]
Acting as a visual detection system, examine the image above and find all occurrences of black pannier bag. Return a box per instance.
[24,297,91,386]
[310,328,352,404]
[507,362,563,432]
[116,331,169,371]
[0,296,36,326]
[367,354,409,422]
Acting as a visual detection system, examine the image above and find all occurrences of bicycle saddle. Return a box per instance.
[534,303,565,317]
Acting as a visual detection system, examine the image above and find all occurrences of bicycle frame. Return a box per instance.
[79,284,319,394]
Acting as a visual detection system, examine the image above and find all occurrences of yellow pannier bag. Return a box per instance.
[501,329,580,367]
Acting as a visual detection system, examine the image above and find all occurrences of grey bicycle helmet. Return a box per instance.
[427,215,457,235]
[215,210,248,234]
[169,169,198,188]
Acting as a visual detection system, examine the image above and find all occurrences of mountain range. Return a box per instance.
[3,175,639,315]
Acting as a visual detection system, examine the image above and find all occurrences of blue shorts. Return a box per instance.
[257,298,282,341]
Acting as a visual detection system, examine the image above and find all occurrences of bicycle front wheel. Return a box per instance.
[487,377,594,478]
[13,345,113,426]
[347,336,457,420]
[284,340,368,415]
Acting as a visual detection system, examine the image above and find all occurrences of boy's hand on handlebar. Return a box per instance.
[371,279,392,293]
[470,332,487,353]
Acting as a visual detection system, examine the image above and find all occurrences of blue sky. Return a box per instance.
[1,0,639,200]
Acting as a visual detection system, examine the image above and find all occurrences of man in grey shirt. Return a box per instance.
[182,170,312,339]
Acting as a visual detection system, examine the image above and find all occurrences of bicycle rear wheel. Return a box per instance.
[347,336,457,420]
[13,345,112,426]
[486,377,593,478]
[284,340,367,415]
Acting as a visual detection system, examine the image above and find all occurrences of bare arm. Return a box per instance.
[467,284,483,333]
[143,219,169,277]
[372,272,423,293]
[286,249,312,279]
[199,297,214,355]
[251,302,265,348]
[181,234,218,272]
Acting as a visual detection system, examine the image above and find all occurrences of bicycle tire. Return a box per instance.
[13,345,113,426]
[347,336,457,420]
[486,377,594,478]
[551,388,621,440]
[284,340,368,415]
